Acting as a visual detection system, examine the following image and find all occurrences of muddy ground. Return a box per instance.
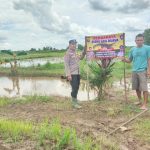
[0,93,150,150]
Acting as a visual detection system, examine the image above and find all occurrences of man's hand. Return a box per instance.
[84,45,87,52]
[67,75,72,81]
[148,59,150,77]
[117,56,125,61]
[147,69,150,77]
[118,56,131,63]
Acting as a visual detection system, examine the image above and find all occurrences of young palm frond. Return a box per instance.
[88,60,115,100]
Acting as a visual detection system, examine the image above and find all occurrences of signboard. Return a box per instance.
[85,33,125,60]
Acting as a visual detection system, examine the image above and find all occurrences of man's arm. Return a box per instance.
[147,58,150,76]
[121,57,132,63]
[120,47,133,63]
[64,53,72,81]
[146,46,150,76]
[79,50,86,60]
[79,46,87,60]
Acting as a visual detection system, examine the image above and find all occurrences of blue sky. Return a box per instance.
[0,0,150,50]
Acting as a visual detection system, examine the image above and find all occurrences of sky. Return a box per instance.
[0,0,150,51]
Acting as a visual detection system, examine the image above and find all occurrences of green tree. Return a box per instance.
[78,44,84,51]
[1,50,13,55]
[17,51,27,56]
[30,48,36,52]
[144,28,150,45]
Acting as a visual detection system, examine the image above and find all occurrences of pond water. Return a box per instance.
[1,76,150,101]
[0,57,63,68]
[0,76,96,101]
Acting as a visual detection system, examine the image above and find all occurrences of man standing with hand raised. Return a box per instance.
[64,39,86,109]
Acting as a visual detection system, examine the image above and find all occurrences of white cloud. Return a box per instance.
[13,0,71,33]
[88,0,150,13]
[112,17,147,32]
[13,0,103,36]
[0,0,149,50]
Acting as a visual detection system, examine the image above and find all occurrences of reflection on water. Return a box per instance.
[4,77,20,96]
[0,77,96,101]
[0,57,63,68]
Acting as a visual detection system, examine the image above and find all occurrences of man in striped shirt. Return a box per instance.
[64,39,86,108]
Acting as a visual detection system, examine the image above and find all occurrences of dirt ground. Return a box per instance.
[0,94,150,150]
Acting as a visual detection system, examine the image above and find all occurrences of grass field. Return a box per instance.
[0,94,149,150]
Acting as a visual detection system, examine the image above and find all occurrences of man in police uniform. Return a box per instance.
[64,39,86,108]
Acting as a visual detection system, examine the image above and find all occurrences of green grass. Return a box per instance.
[133,119,150,142]
[98,134,119,150]
[37,119,83,149]
[0,95,53,107]
[121,104,141,115]
[0,97,11,107]
[111,61,132,81]
[103,102,140,118]
[16,95,53,104]
[0,119,34,141]
[17,68,64,77]
[0,51,66,62]
[107,107,121,117]
[0,118,119,149]
[0,62,65,77]
[111,46,132,81]
[36,119,118,150]
[20,51,65,59]
[37,62,64,70]
[0,67,11,75]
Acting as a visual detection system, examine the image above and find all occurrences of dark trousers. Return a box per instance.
[70,75,80,98]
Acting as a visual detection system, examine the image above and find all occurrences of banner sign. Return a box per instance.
[85,33,125,60]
